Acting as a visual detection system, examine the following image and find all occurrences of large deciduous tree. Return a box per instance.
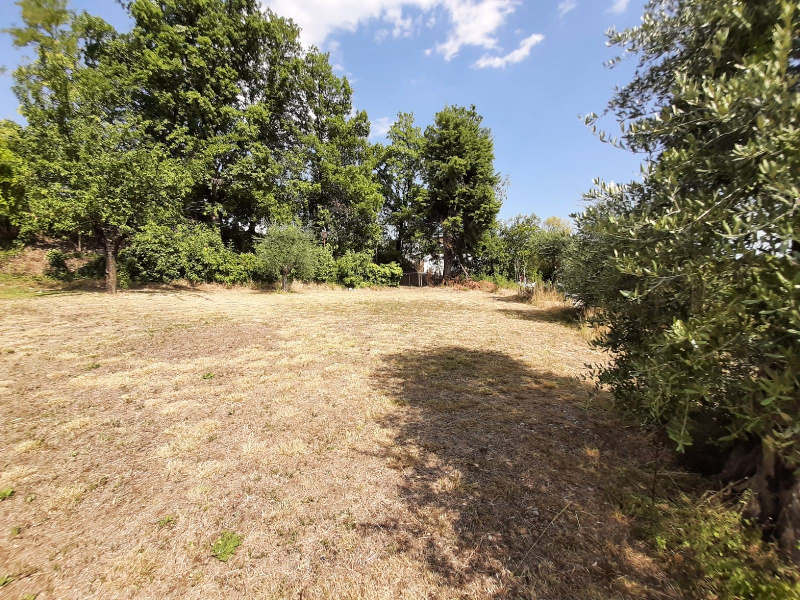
[376,112,426,261]
[422,105,501,279]
[574,0,800,561]
[9,0,187,292]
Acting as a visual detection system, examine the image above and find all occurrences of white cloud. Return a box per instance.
[370,116,393,140]
[608,0,630,14]
[557,0,577,18]
[473,32,544,69]
[263,0,524,60]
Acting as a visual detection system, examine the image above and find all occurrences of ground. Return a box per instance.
[0,286,676,599]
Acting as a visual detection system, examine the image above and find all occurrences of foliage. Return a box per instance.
[8,0,190,292]
[335,251,402,288]
[376,112,426,260]
[0,120,27,244]
[421,105,501,278]
[574,0,800,557]
[122,222,255,285]
[45,250,70,280]
[624,491,800,600]
[0,488,14,500]
[211,531,241,562]
[255,224,316,291]
[312,246,337,283]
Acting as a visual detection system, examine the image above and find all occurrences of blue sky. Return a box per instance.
[0,0,647,221]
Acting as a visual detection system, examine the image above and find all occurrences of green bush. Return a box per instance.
[45,249,71,280]
[336,252,402,287]
[254,224,316,291]
[121,222,255,285]
[366,262,402,287]
[313,246,337,283]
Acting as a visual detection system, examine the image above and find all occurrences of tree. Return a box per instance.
[9,0,188,292]
[421,105,501,279]
[124,0,308,247]
[498,214,541,281]
[0,120,28,244]
[576,0,800,561]
[255,224,316,291]
[376,112,426,260]
[295,52,383,256]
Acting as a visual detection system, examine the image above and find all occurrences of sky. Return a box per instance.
[0,0,647,221]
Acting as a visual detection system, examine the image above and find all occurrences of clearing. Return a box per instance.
[1,287,672,599]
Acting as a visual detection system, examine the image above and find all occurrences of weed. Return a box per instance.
[201,372,215,380]
[211,531,242,562]
[0,575,12,587]
[157,515,176,529]
[0,488,14,501]
[10,526,20,536]
[86,363,101,370]
[22,595,37,600]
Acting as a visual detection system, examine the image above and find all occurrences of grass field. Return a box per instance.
[0,286,677,599]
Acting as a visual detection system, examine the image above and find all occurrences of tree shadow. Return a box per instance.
[369,347,678,599]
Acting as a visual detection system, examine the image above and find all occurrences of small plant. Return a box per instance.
[201,372,214,380]
[0,488,14,501]
[157,515,176,529]
[0,575,12,587]
[10,526,20,536]
[45,249,72,280]
[211,531,242,562]
[86,363,101,370]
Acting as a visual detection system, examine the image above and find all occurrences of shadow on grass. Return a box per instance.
[370,347,677,599]
[500,306,583,326]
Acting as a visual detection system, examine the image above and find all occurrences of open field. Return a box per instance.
[0,287,676,599]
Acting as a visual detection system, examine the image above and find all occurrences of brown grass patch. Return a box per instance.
[0,286,677,599]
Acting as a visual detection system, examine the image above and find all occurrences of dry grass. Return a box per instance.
[0,286,678,599]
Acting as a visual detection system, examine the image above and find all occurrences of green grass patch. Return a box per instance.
[0,488,14,501]
[211,531,242,562]
[0,575,13,587]
[623,490,800,600]
[157,515,176,529]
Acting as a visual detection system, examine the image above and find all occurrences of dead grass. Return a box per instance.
[0,286,679,599]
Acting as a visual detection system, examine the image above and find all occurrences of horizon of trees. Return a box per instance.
[0,0,572,292]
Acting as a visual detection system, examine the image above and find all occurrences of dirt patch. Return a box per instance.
[0,287,676,599]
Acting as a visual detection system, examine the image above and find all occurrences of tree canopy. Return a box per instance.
[570,0,800,560]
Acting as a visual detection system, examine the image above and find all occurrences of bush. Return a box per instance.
[45,250,71,280]
[121,222,256,285]
[254,224,316,291]
[335,252,402,288]
[313,246,337,283]
[367,262,402,287]
[624,492,800,600]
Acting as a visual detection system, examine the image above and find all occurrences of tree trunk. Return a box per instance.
[281,268,289,292]
[733,442,800,566]
[442,231,454,281]
[103,229,122,294]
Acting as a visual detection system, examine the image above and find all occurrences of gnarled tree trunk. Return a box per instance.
[727,441,800,566]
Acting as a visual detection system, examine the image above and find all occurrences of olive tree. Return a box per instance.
[575,0,800,561]
[255,224,316,291]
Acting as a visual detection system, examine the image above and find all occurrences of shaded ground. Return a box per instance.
[0,287,678,599]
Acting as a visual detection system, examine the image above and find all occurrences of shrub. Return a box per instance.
[336,251,372,288]
[313,246,337,283]
[45,250,71,280]
[334,252,401,288]
[121,222,256,285]
[254,224,316,291]
[366,262,402,287]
